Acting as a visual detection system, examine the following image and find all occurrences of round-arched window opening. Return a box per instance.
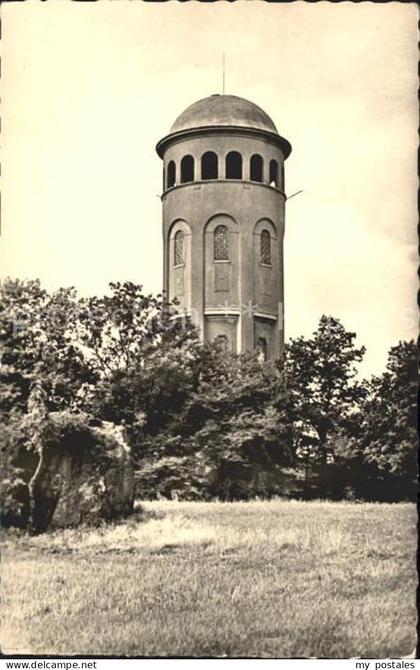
[214,224,229,261]
[181,155,194,184]
[167,161,176,189]
[260,229,271,265]
[269,160,278,188]
[174,230,184,266]
[201,152,218,180]
[225,151,242,180]
[250,154,263,183]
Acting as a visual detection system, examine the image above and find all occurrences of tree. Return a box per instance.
[76,282,201,440]
[0,279,97,527]
[284,316,366,465]
[0,278,94,416]
[1,279,47,416]
[357,340,417,500]
[4,277,414,505]
[0,278,201,454]
[135,348,294,500]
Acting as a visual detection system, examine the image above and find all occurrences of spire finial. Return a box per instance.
[222,52,225,94]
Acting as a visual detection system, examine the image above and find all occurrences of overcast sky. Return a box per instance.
[2,1,418,375]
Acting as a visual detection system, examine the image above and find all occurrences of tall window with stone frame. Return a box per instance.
[260,229,271,265]
[214,225,229,261]
[174,230,184,266]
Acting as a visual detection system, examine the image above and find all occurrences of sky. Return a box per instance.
[2,1,418,375]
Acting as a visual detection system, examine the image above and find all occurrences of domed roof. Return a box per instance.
[170,94,278,135]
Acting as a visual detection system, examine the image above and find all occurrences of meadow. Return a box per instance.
[1,500,417,658]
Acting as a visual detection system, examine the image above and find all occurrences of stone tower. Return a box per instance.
[156,94,291,360]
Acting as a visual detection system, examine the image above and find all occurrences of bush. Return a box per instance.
[0,414,37,528]
[134,456,211,501]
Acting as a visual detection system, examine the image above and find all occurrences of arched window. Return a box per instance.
[257,337,268,362]
[250,154,263,182]
[180,155,194,184]
[201,152,218,180]
[225,151,242,180]
[269,160,278,188]
[167,161,176,189]
[260,229,271,265]
[174,230,184,266]
[281,164,285,191]
[214,225,229,261]
[214,334,228,352]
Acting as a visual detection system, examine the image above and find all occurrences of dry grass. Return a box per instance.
[1,500,417,657]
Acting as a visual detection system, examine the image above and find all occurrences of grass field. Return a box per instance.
[1,500,417,658]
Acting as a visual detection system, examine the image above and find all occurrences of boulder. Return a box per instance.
[30,413,134,532]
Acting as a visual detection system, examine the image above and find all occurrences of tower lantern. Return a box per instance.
[156,94,292,359]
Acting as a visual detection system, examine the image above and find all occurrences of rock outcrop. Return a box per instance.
[29,414,134,532]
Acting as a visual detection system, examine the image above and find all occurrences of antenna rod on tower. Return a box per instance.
[222,53,225,94]
[286,189,303,201]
